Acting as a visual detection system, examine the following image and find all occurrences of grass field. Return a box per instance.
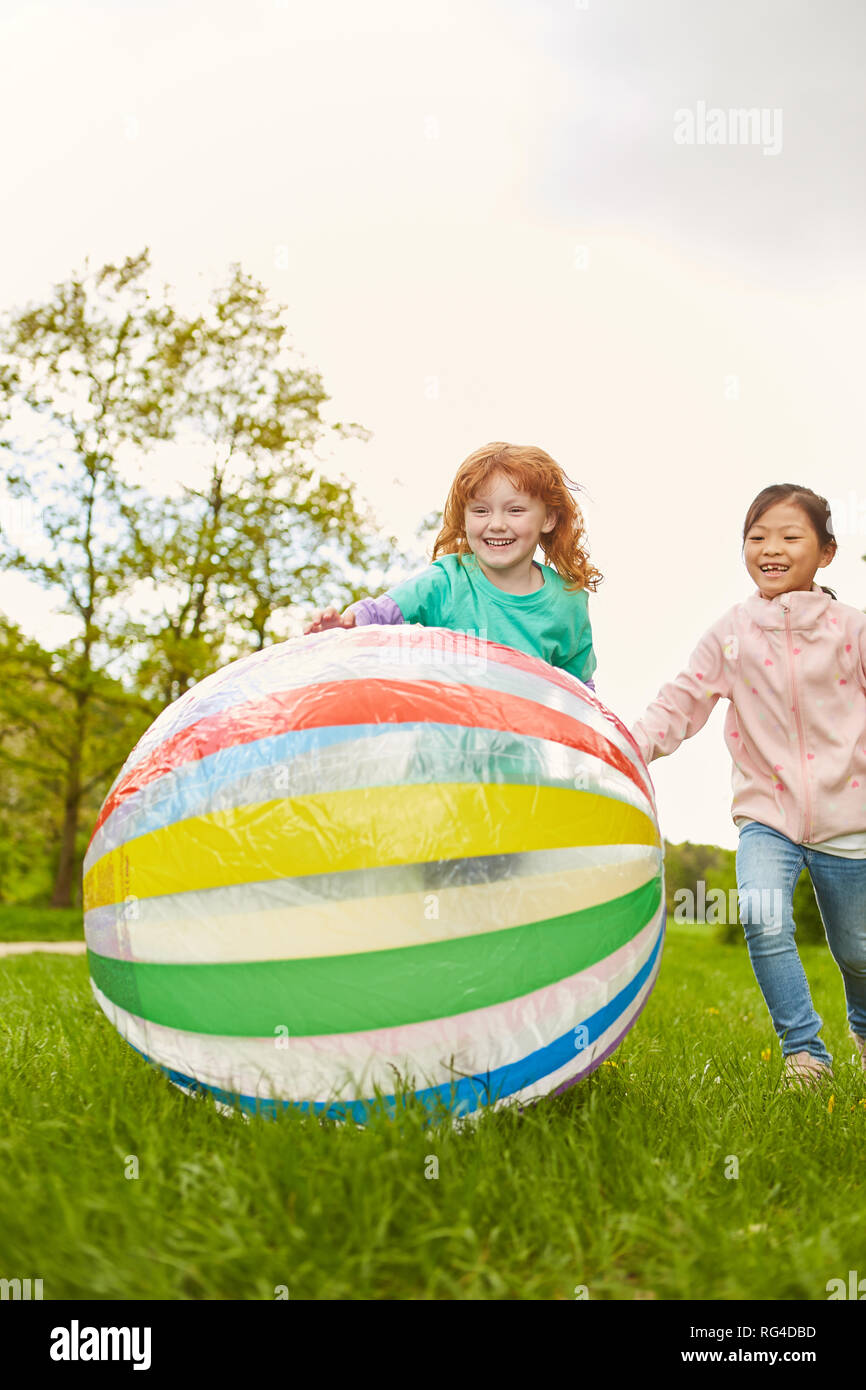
[2,921,865,1300]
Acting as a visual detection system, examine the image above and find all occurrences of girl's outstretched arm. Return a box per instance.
[631,623,732,765]
[303,596,406,633]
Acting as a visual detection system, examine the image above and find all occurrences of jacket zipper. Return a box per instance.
[785,606,811,842]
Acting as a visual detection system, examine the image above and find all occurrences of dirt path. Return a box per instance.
[0,941,86,957]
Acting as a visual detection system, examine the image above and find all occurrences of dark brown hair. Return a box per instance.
[431,442,602,593]
[742,484,837,599]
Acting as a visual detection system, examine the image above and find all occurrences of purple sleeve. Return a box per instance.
[583,677,596,692]
[346,596,405,626]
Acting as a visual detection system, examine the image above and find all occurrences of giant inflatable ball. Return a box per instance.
[83,625,664,1123]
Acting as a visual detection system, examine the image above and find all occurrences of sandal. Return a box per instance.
[782,1050,833,1090]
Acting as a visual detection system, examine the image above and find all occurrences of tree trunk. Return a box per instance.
[51,773,82,907]
[50,701,86,908]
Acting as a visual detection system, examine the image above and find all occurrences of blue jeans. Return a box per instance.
[736,821,866,1066]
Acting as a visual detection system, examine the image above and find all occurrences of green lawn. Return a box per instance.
[1,923,864,1300]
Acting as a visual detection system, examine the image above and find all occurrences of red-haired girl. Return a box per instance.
[304,441,602,689]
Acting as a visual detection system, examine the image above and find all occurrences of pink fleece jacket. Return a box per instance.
[630,584,866,845]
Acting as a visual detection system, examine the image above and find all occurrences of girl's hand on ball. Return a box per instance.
[304,607,356,634]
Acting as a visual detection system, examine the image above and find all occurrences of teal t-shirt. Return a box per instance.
[384,553,596,684]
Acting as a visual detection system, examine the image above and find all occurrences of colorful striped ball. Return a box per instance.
[83,625,664,1123]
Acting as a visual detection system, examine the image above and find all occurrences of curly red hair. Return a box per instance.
[430,442,602,593]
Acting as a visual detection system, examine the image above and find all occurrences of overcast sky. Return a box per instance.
[1,0,865,848]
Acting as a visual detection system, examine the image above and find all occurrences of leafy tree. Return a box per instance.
[0,621,59,902]
[0,250,407,901]
[119,261,398,703]
[0,618,152,905]
[0,251,185,905]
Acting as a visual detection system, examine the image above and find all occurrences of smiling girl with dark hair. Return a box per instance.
[632,484,866,1090]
